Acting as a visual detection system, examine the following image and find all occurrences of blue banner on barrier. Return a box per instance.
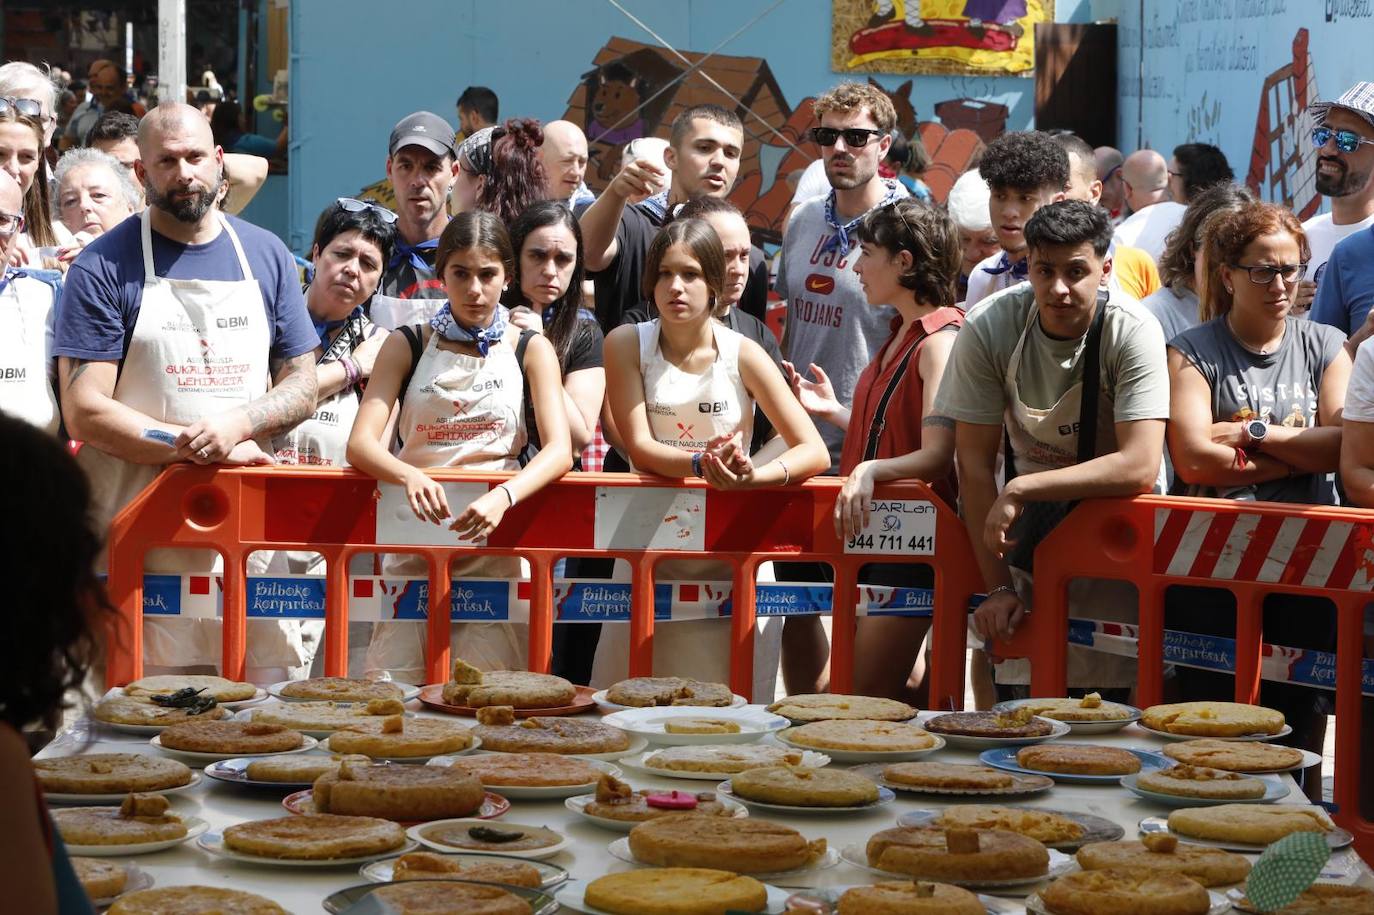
[142,575,183,616]
[249,578,327,618]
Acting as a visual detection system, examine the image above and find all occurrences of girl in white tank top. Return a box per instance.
[591,218,828,693]
[346,212,573,682]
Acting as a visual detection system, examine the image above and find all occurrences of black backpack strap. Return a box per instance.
[516,328,537,442]
[396,324,424,407]
[1075,290,1109,465]
[862,328,926,463]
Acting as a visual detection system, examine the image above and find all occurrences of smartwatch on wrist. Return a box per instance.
[1244,419,1268,451]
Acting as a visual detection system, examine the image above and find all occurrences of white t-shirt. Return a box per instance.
[1303,210,1374,289]
[789,159,829,209]
[1345,336,1374,423]
[1114,201,1186,263]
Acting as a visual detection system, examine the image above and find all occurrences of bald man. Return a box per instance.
[55,104,319,678]
[1094,145,1125,222]
[541,120,594,208]
[0,170,61,434]
[1114,149,1186,261]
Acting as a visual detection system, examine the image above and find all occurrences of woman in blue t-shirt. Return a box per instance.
[1165,201,1351,799]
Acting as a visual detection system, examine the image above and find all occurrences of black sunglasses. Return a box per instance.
[809,126,885,148]
[336,197,398,224]
[0,97,43,119]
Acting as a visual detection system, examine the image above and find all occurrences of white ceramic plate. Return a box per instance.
[924,714,1072,750]
[991,698,1143,735]
[1137,721,1294,742]
[44,771,203,805]
[64,816,209,856]
[267,679,421,704]
[600,705,789,745]
[1027,889,1230,915]
[232,705,417,739]
[96,713,233,736]
[149,733,317,764]
[591,689,748,714]
[563,792,749,832]
[1225,885,1368,913]
[1119,772,1291,807]
[608,836,838,880]
[785,886,1020,913]
[841,843,1074,889]
[425,755,621,798]
[203,755,344,789]
[774,727,946,763]
[196,831,418,867]
[359,852,570,888]
[119,686,267,710]
[896,806,1125,850]
[321,734,481,764]
[1138,815,1354,852]
[617,748,830,781]
[324,879,558,915]
[89,863,154,906]
[555,878,792,914]
[718,780,896,815]
[1158,745,1324,775]
[847,762,1056,798]
[407,819,570,859]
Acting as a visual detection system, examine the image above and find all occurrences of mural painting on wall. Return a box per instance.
[1245,28,1321,222]
[831,0,1052,76]
[564,37,1003,243]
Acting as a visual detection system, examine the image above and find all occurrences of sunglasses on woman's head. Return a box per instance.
[0,97,43,119]
[336,197,398,224]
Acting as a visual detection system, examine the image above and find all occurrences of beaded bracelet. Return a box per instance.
[691,451,704,477]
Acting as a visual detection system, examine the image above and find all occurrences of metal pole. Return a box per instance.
[157,0,187,106]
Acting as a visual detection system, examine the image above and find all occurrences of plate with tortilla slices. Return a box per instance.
[599,705,789,746]
[1025,889,1232,915]
[204,755,359,790]
[564,791,750,832]
[43,772,203,805]
[773,723,946,763]
[1139,813,1354,853]
[119,677,268,710]
[419,683,598,718]
[408,819,571,860]
[1119,771,1291,808]
[268,678,420,704]
[922,711,1072,750]
[848,762,1055,798]
[282,789,511,824]
[232,704,417,739]
[82,862,153,908]
[61,814,210,857]
[359,851,570,889]
[896,806,1124,851]
[591,688,748,714]
[839,842,1074,890]
[785,886,1019,914]
[618,746,830,781]
[979,745,1173,784]
[1226,884,1374,913]
[320,735,484,765]
[324,879,558,915]
[717,779,897,816]
[1138,721,1294,742]
[196,831,420,868]
[991,696,1143,734]
[149,732,318,764]
[554,878,792,915]
[426,755,622,799]
[607,836,840,881]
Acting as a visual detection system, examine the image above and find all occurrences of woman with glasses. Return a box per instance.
[450,120,548,225]
[1165,200,1349,798]
[0,103,65,265]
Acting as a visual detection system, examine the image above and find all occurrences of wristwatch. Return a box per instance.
[1244,419,1268,450]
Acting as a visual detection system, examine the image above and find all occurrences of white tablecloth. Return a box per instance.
[39,701,1371,914]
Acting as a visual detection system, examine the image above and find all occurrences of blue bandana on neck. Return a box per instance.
[431,303,509,356]
[820,180,904,256]
[982,251,1029,281]
[389,237,439,272]
[638,189,672,224]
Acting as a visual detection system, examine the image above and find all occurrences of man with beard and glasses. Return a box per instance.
[1301,84,1374,320]
[54,103,319,680]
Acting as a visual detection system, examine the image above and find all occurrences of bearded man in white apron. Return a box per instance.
[0,170,60,436]
[934,200,1170,697]
[54,104,320,679]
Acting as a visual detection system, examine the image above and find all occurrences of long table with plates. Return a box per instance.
[38,695,1373,914]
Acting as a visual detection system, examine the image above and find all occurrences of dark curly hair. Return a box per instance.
[1172,143,1234,203]
[1157,183,1254,293]
[855,198,960,307]
[1024,199,1114,259]
[0,414,112,730]
[474,118,547,225]
[505,200,587,370]
[978,130,1069,195]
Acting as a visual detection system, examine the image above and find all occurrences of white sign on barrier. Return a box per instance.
[375,482,490,547]
[843,499,937,555]
[594,486,705,552]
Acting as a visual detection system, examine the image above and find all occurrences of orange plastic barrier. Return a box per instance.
[104,466,983,708]
[997,494,1373,861]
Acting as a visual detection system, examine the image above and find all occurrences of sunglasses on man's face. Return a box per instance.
[1312,126,1374,153]
[0,97,43,119]
[809,126,885,148]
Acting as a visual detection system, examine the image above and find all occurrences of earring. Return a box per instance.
[1224,284,1233,294]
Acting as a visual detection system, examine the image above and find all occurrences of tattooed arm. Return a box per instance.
[174,351,318,463]
[60,357,189,465]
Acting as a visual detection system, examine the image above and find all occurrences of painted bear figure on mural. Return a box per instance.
[587,61,648,147]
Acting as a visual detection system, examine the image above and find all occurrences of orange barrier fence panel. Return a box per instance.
[104,466,985,709]
[995,494,1374,863]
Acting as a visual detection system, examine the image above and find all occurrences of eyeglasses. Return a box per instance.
[0,210,26,238]
[336,197,397,224]
[1230,262,1308,285]
[809,126,885,148]
[0,97,43,119]
[1311,126,1374,153]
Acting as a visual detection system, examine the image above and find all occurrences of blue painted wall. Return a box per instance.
[1117,1,1370,218]
[286,0,1101,251]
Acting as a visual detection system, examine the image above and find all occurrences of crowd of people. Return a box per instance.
[4,61,1374,817]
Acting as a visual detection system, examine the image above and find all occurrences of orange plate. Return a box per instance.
[418,684,598,718]
[282,789,510,826]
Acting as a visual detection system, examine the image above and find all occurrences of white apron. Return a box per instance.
[995,303,1137,688]
[0,272,59,434]
[79,210,309,672]
[592,321,777,699]
[365,322,529,682]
